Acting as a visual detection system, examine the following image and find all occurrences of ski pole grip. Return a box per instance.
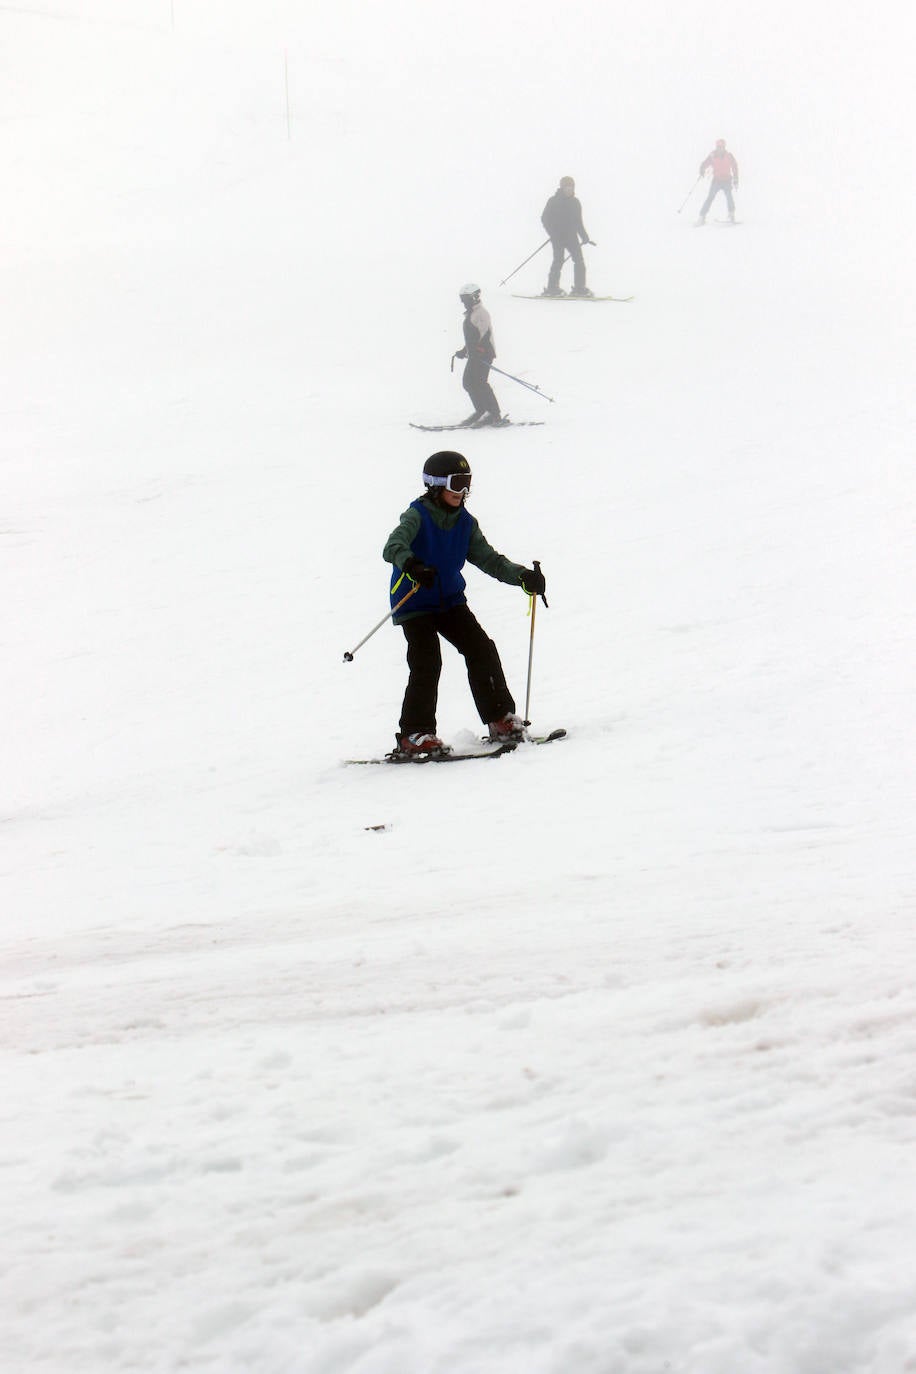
[534,559,549,608]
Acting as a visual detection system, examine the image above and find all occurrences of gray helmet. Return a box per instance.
[459,282,481,305]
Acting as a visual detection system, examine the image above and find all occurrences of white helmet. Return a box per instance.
[459,282,481,303]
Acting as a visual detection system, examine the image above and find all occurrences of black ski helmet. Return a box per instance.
[422,451,472,498]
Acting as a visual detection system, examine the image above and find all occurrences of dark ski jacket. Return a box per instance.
[456,302,496,365]
[384,494,527,622]
[541,190,589,245]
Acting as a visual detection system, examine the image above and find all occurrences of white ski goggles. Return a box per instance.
[424,471,472,494]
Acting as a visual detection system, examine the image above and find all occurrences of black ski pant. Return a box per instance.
[699,179,735,218]
[398,604,515,738]
[547,236,586,292]
[462,357,500,418]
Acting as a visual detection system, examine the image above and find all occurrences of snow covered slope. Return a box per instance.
[2,3,915,1371]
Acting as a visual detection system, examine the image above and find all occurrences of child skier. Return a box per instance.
[383,450,546,759]
[453,283,504,427]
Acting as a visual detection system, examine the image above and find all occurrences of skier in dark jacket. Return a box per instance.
[453,283,503,427]
[541,176,595,296]
[696,139,739,224]
[383,451,546,758]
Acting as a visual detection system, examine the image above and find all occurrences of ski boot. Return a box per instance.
[392,731,450,761]
[488,713,528,743]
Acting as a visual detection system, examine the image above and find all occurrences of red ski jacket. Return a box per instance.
[700,149,739,183]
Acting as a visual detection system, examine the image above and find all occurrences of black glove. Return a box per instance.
[404,557,437,589]
[454,348,468,360]
[520,565,546,597]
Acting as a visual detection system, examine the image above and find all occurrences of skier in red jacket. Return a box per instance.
[696,139,739,225]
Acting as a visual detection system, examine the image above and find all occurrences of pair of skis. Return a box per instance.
[511,293,634,302]
[346,728,566,766]
[409,418,545,433]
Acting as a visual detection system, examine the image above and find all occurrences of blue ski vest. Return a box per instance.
[390,499,473,620]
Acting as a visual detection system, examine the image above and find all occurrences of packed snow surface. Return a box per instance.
[2,2,915,1371]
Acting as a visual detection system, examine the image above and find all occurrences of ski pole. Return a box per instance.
[498,238,550,287]
[487,363,554,403]
[677,175,703,213]
[523,561,546,724]
[343,583,420,662]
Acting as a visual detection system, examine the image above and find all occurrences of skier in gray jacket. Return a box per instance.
[541,176,595,296]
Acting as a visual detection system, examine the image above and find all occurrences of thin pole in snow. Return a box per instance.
[524,590,537,724]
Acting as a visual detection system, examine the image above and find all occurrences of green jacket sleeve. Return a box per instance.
[383,505,423,569]
[466,518,527,588]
